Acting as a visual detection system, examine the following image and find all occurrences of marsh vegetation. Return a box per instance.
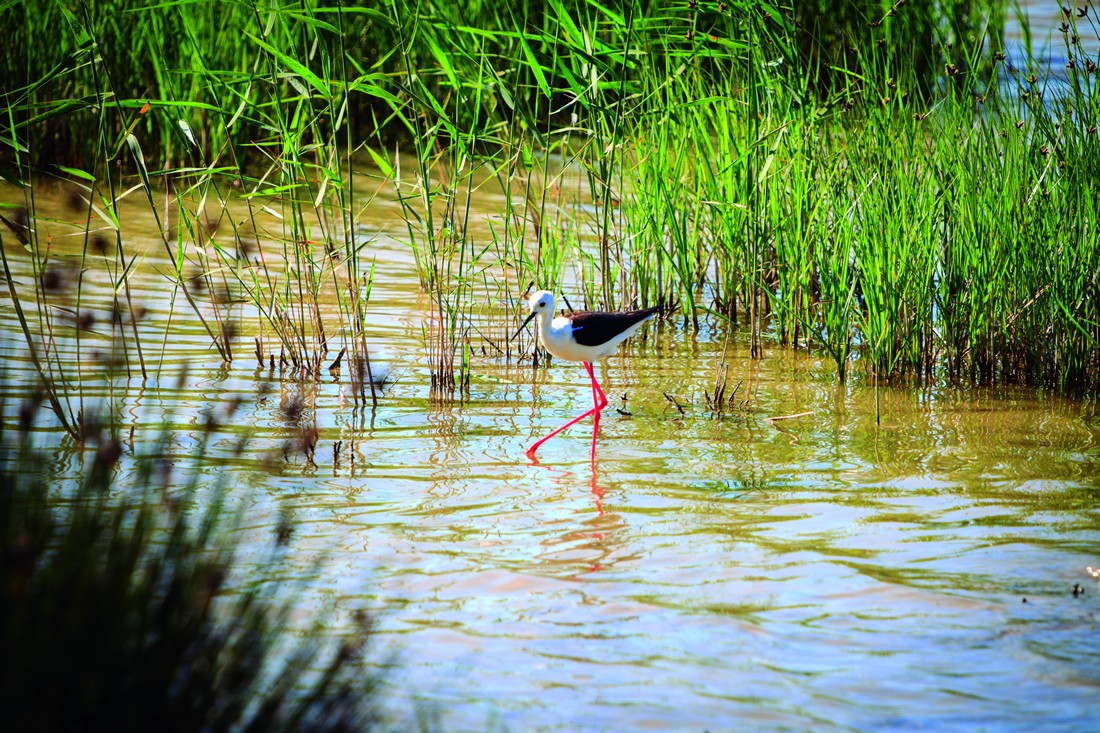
[2,0,1099,730]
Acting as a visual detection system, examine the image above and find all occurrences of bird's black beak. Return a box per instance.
[511,311,537,342]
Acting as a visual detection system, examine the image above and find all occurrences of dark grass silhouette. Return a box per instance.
[0,404,387,733]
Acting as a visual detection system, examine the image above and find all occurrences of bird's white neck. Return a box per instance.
[535,309,556,332]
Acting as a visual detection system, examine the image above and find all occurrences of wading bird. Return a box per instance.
[514,290,662,460]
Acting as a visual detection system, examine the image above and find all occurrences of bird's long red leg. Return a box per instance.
[590,371,600,462]
[526,361,607,458]
[526,405,599,457]
[526,363,599,457]
[588,362,608,408]
[587,361,608,461]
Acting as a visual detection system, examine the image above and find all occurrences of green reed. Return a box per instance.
[603,1,1097,390]
[3,0,394,418]
[3,0,1098,398]
[381,0,505,400]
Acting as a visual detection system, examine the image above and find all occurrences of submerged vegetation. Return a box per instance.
[1,0,1098,413]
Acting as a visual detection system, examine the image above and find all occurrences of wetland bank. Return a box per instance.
[2,0,1099,730]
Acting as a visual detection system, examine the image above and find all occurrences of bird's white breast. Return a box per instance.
[539,314,651,362]
[539,316,592,361]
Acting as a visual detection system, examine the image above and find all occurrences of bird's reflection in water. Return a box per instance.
[526,451,634,576]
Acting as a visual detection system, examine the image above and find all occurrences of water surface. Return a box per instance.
[2,177,1098,731]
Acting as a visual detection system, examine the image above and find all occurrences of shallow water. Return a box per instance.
[1009,0,1100,60]
[3,175,1098,732]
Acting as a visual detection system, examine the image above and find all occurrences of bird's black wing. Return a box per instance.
[566,307,661,347]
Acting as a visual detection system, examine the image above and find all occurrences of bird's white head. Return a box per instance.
[526,289,555,316]
[512,289,556,342]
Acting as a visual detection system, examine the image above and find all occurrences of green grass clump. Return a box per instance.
[0,406,385,732]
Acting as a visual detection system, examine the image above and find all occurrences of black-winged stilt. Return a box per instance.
[514,290,662,459]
